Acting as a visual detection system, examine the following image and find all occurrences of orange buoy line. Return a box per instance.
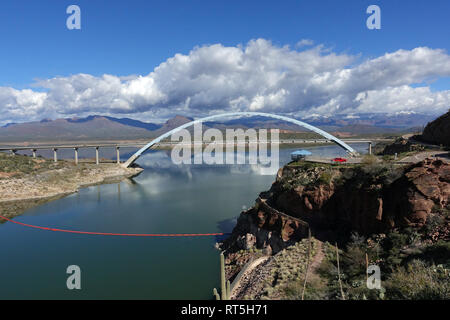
[0,215,229,237]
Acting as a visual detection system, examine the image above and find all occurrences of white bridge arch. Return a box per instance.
[122,112,357,168]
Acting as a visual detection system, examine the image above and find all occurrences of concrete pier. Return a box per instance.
[95,147,99,165]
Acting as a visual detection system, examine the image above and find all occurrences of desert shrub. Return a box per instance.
[379,229,414,270]
[362,154,378,166]
[282,276,327,300]
[384,259,450,300]
[406,241,450,267]
[318,171,332,185]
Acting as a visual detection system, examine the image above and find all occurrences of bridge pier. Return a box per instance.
[116,146,120,164]
[53,148,58,162]
[95,147,99,165]
[74,147,78,165]
[32,149,36,158]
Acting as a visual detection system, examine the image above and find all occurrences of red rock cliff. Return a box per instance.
[221,159,449,254]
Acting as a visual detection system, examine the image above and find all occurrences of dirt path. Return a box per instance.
[309,240,324,273]
[397,151,449,164]
[230,256,271,300]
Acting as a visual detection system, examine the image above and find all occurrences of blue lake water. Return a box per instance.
[0,143,368,299]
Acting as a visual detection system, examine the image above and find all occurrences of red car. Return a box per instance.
[332,157,347,163]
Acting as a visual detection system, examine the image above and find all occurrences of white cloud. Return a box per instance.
[296,39,314,47]
[1,39,450,125]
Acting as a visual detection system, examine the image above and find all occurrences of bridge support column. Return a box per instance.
[53,148,58,162]
[368,142,372,155]
[32,149,36,158]
[74,148,78,165]
[95,147,99,165]
[116,147,120,164]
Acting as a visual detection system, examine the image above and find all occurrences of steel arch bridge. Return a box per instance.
[122,112,357,168]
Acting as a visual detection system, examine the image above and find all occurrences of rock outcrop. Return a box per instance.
[385,158,449,227]
[221,159,450,255]
[375,137,424,155]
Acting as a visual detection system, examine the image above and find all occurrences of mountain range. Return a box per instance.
[0,112,437,143]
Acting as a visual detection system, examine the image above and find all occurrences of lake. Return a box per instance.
[0,143,368,299]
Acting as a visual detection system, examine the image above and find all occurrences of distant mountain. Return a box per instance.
[2,122,18,128]
[0,112,437,143]
[157,115,193,132]
[67,115,162,131]
[0,116,159,142]
[303,112,435,129]
[204,112,434,135]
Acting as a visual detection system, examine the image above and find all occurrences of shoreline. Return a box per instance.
[0,157,143,220]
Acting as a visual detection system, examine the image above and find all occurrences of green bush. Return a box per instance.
[318,172,332,185]
[385,259,450,300]
[362,154,378,166]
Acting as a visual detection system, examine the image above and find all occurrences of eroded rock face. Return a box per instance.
[221,159,449,255]
[221,203,308,255]
[385,158,449,227]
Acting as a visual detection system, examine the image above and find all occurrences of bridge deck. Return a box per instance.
[0,138,388,151]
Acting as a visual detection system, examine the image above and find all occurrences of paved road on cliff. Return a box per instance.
[397,151,450,164]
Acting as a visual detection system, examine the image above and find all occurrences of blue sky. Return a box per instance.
[1,0,448,87]
[0,0,449,123]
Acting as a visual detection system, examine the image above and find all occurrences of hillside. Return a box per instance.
[419,110,450,146]
[0,116,156,142]
[0,115,192,142]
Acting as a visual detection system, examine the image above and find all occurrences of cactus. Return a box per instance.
[220,252,226,299]
[213,252,231,300]
[213,288,220,300]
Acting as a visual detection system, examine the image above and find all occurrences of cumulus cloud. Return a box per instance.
[296,39,314,47]
[1,39,450,125]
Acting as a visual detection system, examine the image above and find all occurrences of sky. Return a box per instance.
[0,0,449,125]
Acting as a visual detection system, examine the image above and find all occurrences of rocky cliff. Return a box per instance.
[221,159,450,255]
[374,137,425,155]
[420,110,450,146]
